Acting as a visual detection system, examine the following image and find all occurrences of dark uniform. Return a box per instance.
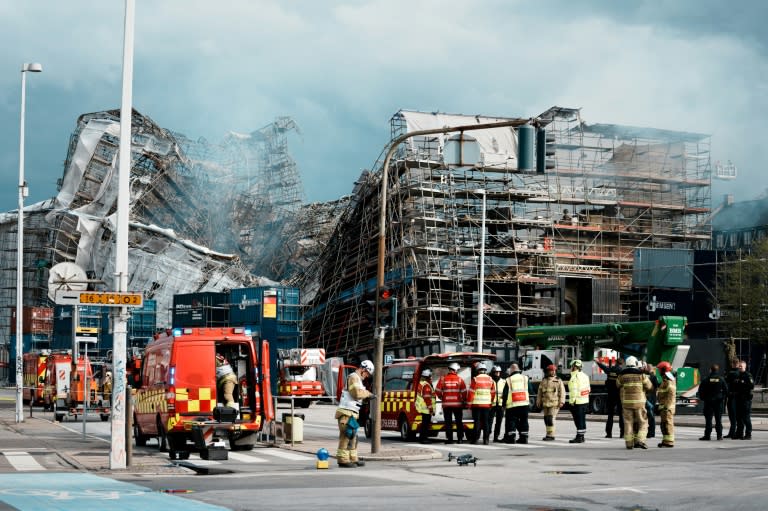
[734,366,754,440]
[724,363,740,438]
[698,366,728,440]
[595,359,623,438]
[645,369,659,439]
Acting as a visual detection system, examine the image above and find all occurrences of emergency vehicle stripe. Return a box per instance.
[382,390,415,413]
[175,387,216,413]
[135,389,167,414]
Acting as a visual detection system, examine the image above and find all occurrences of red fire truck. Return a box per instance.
[277,348,326,407]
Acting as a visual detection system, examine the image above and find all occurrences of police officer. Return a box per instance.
[617,356,653,449]
[594,357,623,438]
[567,359,591,444]
[489,365,506,442]
[502,363,531,444]
[698,364,728,441]
[724,359,740,438]
[536,364,565,440]
[734,360,754,440]
[469,362,495,445]
[415,369,435,444]
[335,360,374,467]
[644,363,659,439]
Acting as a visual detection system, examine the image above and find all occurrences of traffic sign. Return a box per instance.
[54,290,143,307]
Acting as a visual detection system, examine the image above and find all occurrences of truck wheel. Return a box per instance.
[100,414,109,422]
[590,395,606,415]
[133,420,148,447]
[157,419,169,452]
[399,416,416,441]
[297,399,311,408]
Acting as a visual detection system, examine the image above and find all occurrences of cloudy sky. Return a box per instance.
[1,0,766,212]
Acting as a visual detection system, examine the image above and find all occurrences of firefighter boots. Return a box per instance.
[569,434,585,444]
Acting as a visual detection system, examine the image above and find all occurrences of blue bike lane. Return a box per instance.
[0,473,229,511]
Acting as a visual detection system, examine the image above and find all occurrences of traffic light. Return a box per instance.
[364,295,377,327]
[536,127,556,173]
[377,288,397,329]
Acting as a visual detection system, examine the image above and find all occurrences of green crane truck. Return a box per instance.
[515,316,699,413]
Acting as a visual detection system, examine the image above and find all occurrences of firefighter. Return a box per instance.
[435,362,467,444]
[102,371,113,399]
[469,362,495,445]
[594,357,624,438]
[215,354,238,407]
[416,368,435,444]
[567,359,591,443]
[617,356,653,449]
[489,365,506,442]
[536,364,565,441]
[698,364,728,441]
[335,360,374,467]
[502,363,531,444]
[656,361,676,448]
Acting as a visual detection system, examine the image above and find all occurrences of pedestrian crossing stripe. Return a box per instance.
[3,452,44,471]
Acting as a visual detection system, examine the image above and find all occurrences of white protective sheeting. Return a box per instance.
[397,110,520,170]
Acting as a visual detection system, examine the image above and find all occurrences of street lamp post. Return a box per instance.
[373,118,530,453]
[16,62,42,424]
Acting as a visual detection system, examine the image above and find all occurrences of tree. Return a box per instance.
[715,238,768,350]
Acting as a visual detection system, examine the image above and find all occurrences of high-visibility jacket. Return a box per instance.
[657,378,676,413]
[568,370,591,405]
[469,373,495,408]
[505,372,530,408]
[435,372,467,408]
[492,377,507,407]
[415,378,435,414]
[617,369,652,409]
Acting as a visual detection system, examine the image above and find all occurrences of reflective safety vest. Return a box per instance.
[505,372,530,408]
[568,370,591,405]
[436,372,467,408]
[492,377,507,407]
[415,378,435,414]
[469,373,495,408]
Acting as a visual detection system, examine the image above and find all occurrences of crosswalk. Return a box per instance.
[0,447,316,473]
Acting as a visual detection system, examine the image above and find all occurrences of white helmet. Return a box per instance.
[625,356,639,368]
[360,360,374,375]
[422,369,432,378]
[448,362,460,371]
[476,362,488,372]
[492,365,502,373]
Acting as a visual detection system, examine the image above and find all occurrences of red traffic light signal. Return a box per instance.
[380,288,392,300]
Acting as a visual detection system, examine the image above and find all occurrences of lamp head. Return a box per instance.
[22,63,43,73]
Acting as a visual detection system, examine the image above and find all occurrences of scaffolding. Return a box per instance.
[301,107,712,359]
[0,109,316,383]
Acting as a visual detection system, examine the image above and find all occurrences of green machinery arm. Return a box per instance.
[515,316,687,365]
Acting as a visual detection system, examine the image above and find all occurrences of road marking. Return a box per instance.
[256,449,313,460]
[583,486,649,494]
[3,452,44,471]
[227,452,268,463]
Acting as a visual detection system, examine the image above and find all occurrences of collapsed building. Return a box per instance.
[0,109,339,383]
[300,107,713,361]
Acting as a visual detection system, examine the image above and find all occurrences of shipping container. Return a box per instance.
[10,306,54,334]
[172,292,228,327]
[229,286,301,326]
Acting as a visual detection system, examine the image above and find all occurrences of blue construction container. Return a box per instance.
[172,292,229,327]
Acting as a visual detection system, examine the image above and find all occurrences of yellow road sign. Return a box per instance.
[78,292,143,307]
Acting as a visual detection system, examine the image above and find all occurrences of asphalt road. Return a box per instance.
[2,392,767,511]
